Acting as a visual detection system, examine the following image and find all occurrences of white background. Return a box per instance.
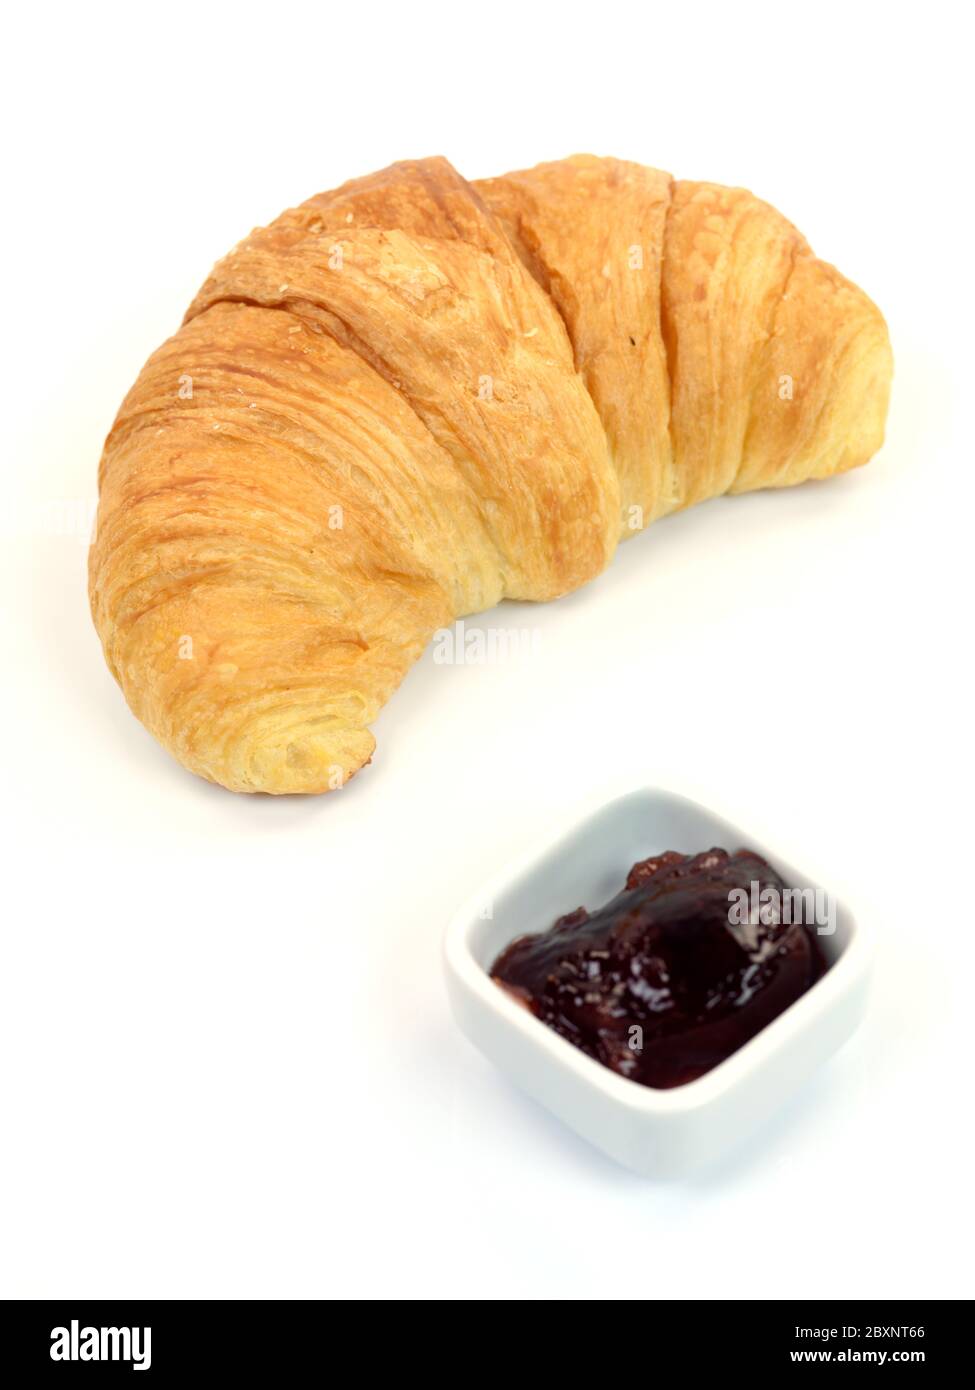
[2,0,972,1299]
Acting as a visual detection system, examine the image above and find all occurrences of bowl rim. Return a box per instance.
[443,785,871,1117]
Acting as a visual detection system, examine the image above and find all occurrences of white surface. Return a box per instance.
[445,789,870,1176]
[1,0,972,1298]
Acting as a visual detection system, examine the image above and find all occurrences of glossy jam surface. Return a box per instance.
[491,849,827,1089]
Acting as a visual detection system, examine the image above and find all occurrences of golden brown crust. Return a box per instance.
[89,155,893,793]
[475,155,676,528]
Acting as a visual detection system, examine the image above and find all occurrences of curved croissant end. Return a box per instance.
[89,155,892,793]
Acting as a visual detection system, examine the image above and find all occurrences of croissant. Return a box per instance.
[89,155,892,794]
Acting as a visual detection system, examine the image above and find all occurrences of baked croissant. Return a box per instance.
[89,155,892,793]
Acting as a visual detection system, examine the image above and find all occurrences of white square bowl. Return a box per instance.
[443,788,870,1177]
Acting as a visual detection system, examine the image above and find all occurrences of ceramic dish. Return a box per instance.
[443,787,870,1177]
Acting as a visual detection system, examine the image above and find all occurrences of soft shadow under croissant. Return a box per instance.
[89,155,893,793]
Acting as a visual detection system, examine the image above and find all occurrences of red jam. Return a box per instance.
[491,849,827,1089]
